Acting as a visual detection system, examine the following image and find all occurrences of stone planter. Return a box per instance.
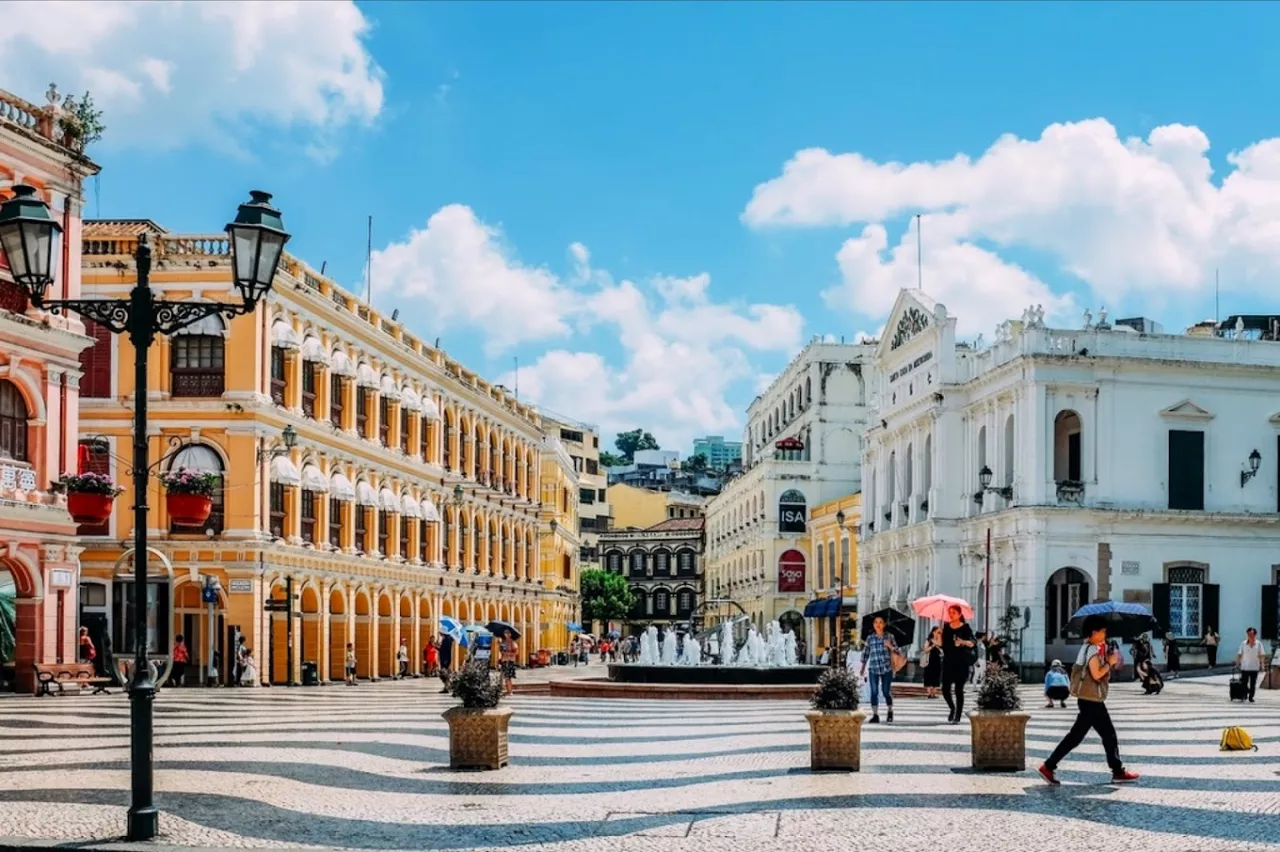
[67,492,113,525]
[968,710,1031,771]
[442,706,513,770]
[166,492,212,526]
[804,710,866,772]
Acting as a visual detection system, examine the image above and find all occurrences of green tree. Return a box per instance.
[599,450,625,468]
[580,568,637,624]
[684,452,709,473]
[615,428,660,462]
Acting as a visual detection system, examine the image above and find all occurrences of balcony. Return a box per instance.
[0,461,71,523]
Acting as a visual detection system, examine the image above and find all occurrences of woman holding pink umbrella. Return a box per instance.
[913,595,977,724]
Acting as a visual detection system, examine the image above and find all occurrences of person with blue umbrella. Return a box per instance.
[437,616,464,693]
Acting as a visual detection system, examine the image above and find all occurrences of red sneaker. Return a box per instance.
[1111,770,1140,784]
[1037,764,1060,786]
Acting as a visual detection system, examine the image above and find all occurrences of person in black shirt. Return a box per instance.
[941,606,976,724]
[438,634,455,694]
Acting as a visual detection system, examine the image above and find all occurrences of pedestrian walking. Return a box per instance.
[1236,627,1265,703]
[1038,614,1140,785]
[396,639,410,679]
[438,633,455,693]
[1164,633,1181,678]
[171,635,189,687]
[1202,628,1220,668]
[425,637,439,677]
[859,616,897,724]
[77,626,96,664]
[942,605,976,724]
[921,626,943,699]
[499,629,519,696]
[344,643,357,685]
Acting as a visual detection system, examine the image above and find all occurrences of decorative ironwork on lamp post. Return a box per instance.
[0,187,290,842]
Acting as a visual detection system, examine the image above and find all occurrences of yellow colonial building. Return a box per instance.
[806,492,862,657]
[76,219,567,685]
[607,482,705,530]
[538,435,580,650]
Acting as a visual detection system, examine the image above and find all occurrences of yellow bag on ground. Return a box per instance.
[1220,727,1257,751]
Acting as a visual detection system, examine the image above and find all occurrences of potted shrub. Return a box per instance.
[441,659,512,770]
[55,472,123,525]
[804,667,866,771]
[160,467,219,526]
[969,664,1031,771]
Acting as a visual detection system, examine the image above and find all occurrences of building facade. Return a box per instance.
[861,289,1280,677]
[545,417,610,572]
[538,434,580,652]
[0,86,99,693]
[600,517,704,636]
[692,435,742,470]
[806,492,862,657]
[76,219,562,685]
[607,482,705,530]
[706,339,873,633]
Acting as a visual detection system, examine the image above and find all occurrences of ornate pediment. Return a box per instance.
[1159,399,1215,421]
[890,307,930,350]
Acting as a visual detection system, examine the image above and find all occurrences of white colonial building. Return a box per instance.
[861,289,1280,677]
[706,338,874,633]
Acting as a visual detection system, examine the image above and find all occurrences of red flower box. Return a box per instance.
[68,492,113,525]
[167,493,212,526]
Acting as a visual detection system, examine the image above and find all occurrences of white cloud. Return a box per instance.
[0,0,383,157]
[370,204,805,449]
[744,118,1280,330]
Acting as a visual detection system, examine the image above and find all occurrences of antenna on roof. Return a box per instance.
[320,261,327,275]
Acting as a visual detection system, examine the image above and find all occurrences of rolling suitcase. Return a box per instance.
[1229,671,1247,702]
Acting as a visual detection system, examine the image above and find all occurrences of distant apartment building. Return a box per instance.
[607,449,723,496]
[544,416,610,572]
[692,435,742,469]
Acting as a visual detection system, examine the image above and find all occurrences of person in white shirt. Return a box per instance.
[1236,627,1265,703]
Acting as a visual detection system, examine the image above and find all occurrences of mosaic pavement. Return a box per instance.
[0,673,1276,852]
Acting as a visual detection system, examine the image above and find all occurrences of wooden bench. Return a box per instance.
[33,663,113,696]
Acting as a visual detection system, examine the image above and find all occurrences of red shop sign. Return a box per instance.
[777,549,806,593]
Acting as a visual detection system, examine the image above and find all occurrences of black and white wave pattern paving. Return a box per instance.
[0,677,1277,852]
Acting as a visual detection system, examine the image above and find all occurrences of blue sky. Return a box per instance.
[6,1,1280,450]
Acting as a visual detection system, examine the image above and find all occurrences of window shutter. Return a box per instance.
[1262,585,1279,642]
[1152,583,1171,635]
[79,319,114,399]
[1202,583,1220,635]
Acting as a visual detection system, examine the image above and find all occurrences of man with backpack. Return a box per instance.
[1038,614,1140,786]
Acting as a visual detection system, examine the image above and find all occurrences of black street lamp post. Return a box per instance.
[0,187,289,841]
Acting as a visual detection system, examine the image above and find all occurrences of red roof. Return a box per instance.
[644,518,705,532]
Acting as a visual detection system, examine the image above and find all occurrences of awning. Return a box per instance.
[269,454,301,486]
[379,374,400,400]
[356,480,378,506]
[401,494,422,518]
[356,362,379,388]
[400,386,422,412]
[271,319,299,350]
[170,443,222,474]
[421,498,441,523]
[330,349,355,377]
[300,335,325,362]
[378,487,401,512]
[172,313,225,337]
[329,472,356,501]
[567,622,583,633]
[803,597,841,618]
[420,394,441,420]
[300,464,328,493]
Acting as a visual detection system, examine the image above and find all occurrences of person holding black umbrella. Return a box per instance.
[438,633,455,694]
[942,605,977,724]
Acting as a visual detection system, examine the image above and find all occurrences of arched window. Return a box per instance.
[0,381,29,462]
[171,315,226,398]
[778,489,807,533]
[1054,411,1082,482]
[629,549,647,578]
[1045,567,1089,641]
[676,587,694,617]
[605,550,623,573]
[653,588,671,617]
[1003,415,1015,487]
[653,549,671,576]
[631,588,648,618]
[677,549,696,575]
[168,443,224,533]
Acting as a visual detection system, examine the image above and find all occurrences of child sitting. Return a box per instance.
[1043,659,1070,707]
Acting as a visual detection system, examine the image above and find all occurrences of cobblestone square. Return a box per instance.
[0,673,1276,851]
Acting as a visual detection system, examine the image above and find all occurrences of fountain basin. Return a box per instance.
[607,663,827,685]
[549,677,821,700]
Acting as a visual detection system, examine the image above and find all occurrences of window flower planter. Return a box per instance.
[167,493,213,526]
[68,492,114,525]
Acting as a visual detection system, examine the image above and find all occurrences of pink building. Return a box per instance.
[0,86,100,693]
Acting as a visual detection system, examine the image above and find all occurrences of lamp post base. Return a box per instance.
[127,807,159,841]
